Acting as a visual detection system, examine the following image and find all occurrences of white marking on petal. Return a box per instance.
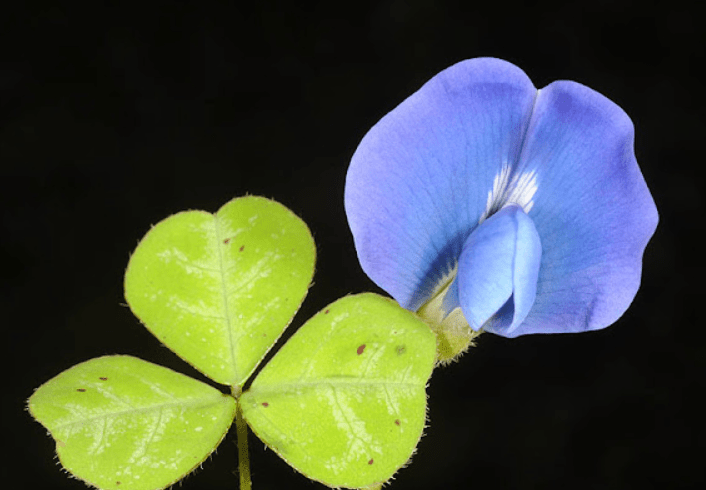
[510,169,539,212]
[480,163,538,222]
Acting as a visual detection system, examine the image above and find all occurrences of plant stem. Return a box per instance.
[235,398,252,490]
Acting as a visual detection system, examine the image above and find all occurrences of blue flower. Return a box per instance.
[344,58,658,359]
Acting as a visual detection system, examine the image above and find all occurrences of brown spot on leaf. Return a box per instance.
[357,344,366,355]
[396,345,406,355]
[368,459,374,465]
[395,419,401,426]
[99,377,108,381]
[223,238,231,244]
[325,309,330,314]
[239,245,245,252]
[77,388,86,392]
[56,440,66,447]
[262,402,269,407]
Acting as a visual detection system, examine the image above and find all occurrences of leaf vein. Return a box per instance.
[51,398,225,431]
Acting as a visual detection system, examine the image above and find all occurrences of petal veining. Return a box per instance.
[509,80,659,336]
[345,58,538,311]
[457,205,542,335]
[480,163,539,222]
[345,58,658,340]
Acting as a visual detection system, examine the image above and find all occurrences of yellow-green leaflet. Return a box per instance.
[27,356,236,490]
[241,293,436,488]
[124,196,316,388]
[30,196,438,490]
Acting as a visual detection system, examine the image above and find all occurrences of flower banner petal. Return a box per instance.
[457,205,542,335]
[510,81,659,336]
[345,58,538,311]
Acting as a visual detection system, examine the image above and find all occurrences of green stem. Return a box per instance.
[235,398,252,490]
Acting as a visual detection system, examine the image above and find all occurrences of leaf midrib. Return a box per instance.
[47,396,230,430]
[212,217,238,385]
[248,378,425,395]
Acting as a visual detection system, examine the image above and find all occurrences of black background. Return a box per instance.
[3,1,703,489]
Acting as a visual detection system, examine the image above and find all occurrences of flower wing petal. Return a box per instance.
[511,81,659,336]
[457,205,542,335]
[345,58,538,310]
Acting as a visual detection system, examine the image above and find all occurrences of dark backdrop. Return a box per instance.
[3,1,702,489]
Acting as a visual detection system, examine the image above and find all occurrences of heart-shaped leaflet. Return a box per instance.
[28,355,236,490]
[241,293,436,488]
[124,196,316,388]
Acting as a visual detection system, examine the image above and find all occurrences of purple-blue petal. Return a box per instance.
[457,205,542,335]
[345,58,538,311]
[510,81,659,336]
[345,58,658,338]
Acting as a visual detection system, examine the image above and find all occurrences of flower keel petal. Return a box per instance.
[458,205,542,336]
